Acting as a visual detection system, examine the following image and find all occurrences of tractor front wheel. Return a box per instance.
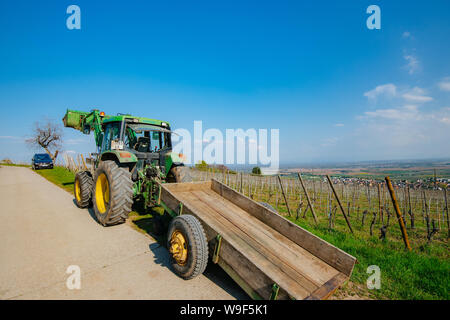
[74,171,93,208]
[93,160,133,226]
[167,215,208,280]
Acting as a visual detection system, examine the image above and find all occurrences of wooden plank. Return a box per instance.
[163,180,211,193]
[197,189,339,286]
[305,273,348,300]
[190,190,322,291]
[211,179,356,276]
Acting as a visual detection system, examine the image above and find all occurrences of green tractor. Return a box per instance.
[63,109,192,226]
[63,109,209,279]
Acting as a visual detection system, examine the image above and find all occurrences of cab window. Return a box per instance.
[101,122,121,152]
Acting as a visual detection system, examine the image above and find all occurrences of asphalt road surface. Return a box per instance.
[0,166,247,300]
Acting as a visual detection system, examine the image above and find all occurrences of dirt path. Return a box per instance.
[0,166,247,300]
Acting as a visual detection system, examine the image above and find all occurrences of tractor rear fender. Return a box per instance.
[165,152,187,175]
[100,151,138,165]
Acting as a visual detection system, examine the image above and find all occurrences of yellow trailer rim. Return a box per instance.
[95,173,109,213]
[75,178,81,202]
[169,230,188,266]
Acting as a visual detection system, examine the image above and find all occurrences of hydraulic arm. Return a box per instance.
[62,109,106,148]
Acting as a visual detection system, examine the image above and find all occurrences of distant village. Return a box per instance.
[282,174,450,191]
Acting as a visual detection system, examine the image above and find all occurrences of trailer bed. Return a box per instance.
[160,179,356,300]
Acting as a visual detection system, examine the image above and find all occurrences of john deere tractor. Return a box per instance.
[63,109,192,226]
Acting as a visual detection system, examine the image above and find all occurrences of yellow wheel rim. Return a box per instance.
[75,178,81,202]
[95,173,109,214]
[169,230,188,266]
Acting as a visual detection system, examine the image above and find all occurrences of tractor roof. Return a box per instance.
[103,115,170,127]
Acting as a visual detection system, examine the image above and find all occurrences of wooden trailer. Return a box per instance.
[159,179,356,300]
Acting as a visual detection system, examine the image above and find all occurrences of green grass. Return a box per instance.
[284,216,450,300]
[34,166,76,194]
[0,163,31,168]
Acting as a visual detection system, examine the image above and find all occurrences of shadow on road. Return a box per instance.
[148,242,249,300]
[72,199,100,224]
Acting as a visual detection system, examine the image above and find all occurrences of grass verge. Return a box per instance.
[34,166,75,194]
[0,163,31,168]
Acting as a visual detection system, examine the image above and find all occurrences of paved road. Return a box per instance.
[0,166,247,300]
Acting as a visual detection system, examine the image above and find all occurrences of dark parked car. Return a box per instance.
[32,153,54,170]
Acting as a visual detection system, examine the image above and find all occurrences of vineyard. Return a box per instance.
[191,169,449,245]
[190,168,449,300]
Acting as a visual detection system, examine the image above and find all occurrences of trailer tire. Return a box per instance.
[93,160,133,226]
[167,166,192,183]
[74,171,93,208]
[167,215,208,280]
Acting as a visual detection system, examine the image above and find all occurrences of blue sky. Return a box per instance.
[1,0,450,165]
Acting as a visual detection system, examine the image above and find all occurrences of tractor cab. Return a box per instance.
[100,118,177,179]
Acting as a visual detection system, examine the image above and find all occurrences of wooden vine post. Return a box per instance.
[296,172,318,224]
[385,177,412,251]
[277,175,292,217]
[326,175,353,234]
[444,188,449,239]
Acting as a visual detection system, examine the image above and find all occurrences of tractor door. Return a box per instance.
[101,122,121,153]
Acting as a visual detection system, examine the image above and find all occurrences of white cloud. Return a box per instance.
[404,54,419,74]
[402,31,411,39]
[438,77,450,91]
[363,84,432,105]
[363,105,420,121]
[364,83,397,100]
[334,123,344,127]
[321,137,339,147]
[440,117,450,124]
[402,87,433,103]
[355,106,450,156]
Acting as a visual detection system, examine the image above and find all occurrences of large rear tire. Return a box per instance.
[74,171,93,208]
[167,166,192,183]
[93,160,133,226]
[167,215,208,280]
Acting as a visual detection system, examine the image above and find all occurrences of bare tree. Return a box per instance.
[26,120,63,160]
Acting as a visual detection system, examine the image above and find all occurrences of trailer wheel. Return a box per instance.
[93,160,133,226]
[167,215,208,280]
[167,166,192,183]
[74,171,93,208]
